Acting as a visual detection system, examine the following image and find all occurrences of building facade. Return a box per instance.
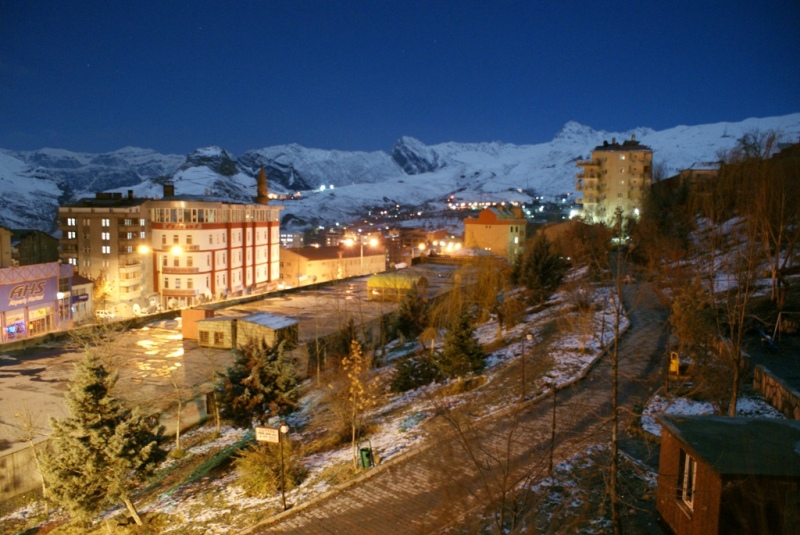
[58,191,150,316]
[463,206,526,262]
[59,178,282,315]
[11,230,60,266]
[576,135,653,224]
[149,194,282,309]
[0,226,11,268]
[0,262,73,343]
[279,244,387,288]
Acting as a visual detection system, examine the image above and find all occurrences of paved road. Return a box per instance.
[245,283,670,534]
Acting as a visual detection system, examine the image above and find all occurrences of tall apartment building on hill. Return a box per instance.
[575,135,652,224]
[58,170,282,317]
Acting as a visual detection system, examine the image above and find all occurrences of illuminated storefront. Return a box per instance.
[0,262,73,343]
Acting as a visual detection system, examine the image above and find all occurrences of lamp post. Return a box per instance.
[279,422,289,511]
[521,332,532,403]
[345,237,378,275]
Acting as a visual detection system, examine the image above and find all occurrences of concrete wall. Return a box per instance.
[754,364,800,420]
[0,387,212,503]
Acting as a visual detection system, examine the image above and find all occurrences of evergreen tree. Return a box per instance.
[41,352,165,525]
[216,338,298,429]
[436,309,485,378]
[518,233,567,305]
[393,282,429,341]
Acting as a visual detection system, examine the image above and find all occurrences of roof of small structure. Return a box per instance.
[658,415,800,477]
[367,272,421,288]
[282,244,385,261]
[240,312,298,330]
[71,273,93,286]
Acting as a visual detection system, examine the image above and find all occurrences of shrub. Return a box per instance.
[234,440,307,498]
[391,353,443,392]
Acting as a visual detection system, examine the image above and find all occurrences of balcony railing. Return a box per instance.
[162,266,200,275]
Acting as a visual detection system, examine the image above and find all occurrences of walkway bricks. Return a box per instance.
[244,283,670,534]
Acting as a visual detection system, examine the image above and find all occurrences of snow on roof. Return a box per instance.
[658,415,800,477]
[240,312,298,330]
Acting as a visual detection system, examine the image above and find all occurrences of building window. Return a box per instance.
[678,449,696,510]
[187,256,193,267]
[214,332,224,345]
[68,257,77,265]
[101,218,110,227]
[163,256,167,267]
[67,217,76,226]
[187,278,193,289]
[101,245,111,254]
[175,278,181,289]
[174,257,179,267]
[164,277,169,288]
[101,232,110,241]
[162,234,167,245]
[124,218,133,226]
[173,234,179,244]
[67,231,76,239]
[83,218,90,226]
[186,234,193,245]
[140,218,146,226]
[140,231,146,239]
[199,331,209,344]
[209,235,213,244]
[127,232,134,240]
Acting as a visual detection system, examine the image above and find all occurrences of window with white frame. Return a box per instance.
[101,232,110,241]
[67,217,76,226]
[678,449,697,510]
[101,245,111,254]
[101,218,110,227]
[67,231,76,239]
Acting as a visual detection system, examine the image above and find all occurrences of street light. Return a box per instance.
[345,237,379,274]
[279,422,289,511]
[521,332,532,403]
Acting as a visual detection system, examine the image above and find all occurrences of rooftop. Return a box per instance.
[658,415,800,477]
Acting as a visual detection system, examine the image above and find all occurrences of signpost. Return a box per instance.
[254,424,290,510]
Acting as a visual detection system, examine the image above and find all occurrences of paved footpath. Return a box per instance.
[245,283,670,534]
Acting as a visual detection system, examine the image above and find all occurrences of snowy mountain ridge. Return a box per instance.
[1,113,799,234]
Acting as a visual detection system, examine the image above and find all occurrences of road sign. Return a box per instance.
[255,426,280,443]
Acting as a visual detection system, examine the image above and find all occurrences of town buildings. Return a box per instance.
[58,171,282,315]
[575,135,653,224]
[463,206,526,262]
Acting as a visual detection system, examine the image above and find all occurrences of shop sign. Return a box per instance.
[71,293,90,303]
[0,277,57,312]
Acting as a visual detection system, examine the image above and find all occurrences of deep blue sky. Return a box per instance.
[1,1,798,156]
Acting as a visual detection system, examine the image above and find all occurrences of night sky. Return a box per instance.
[1,0,798,156]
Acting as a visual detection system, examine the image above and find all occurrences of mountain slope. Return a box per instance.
[1,113,798,234]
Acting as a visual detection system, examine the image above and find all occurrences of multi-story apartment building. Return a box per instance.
[575,135,653,224]
[463,206,527,263]
[59,174,282,315]
[58,190,151,316]
[149,185,282,309]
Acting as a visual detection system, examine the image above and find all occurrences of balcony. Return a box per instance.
[162,266,200,275]
[576,160,598,167]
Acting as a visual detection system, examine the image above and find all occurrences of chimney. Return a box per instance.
[128,189,134,199]
[255,166,269,204]
[631,134,636,141]
[163,184,175,197]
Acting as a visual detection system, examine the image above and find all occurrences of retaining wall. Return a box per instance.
[754,364,800,420]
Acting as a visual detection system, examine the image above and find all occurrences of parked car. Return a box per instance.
[95,310,116,321]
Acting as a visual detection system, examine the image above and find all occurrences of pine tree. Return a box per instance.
[41,352,165,525]
[393,283,428,341]
[216,338,298,429]
[436,309,485,378]
[518,233,567,305]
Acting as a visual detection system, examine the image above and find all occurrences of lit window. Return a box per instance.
[101,245,111,254]
[140,231,146,239]
[101,218,110,227]
[67,217,76,226]
[101,232,110,241]
[67,231,76,239]
[140,219,146,226]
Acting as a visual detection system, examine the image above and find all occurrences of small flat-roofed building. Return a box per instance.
[656,415,800,535]
[367,272,424,301]
[196,311,298,350]
[279,244,386,288]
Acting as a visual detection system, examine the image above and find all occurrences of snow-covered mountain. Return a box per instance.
[1,114,798,234]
